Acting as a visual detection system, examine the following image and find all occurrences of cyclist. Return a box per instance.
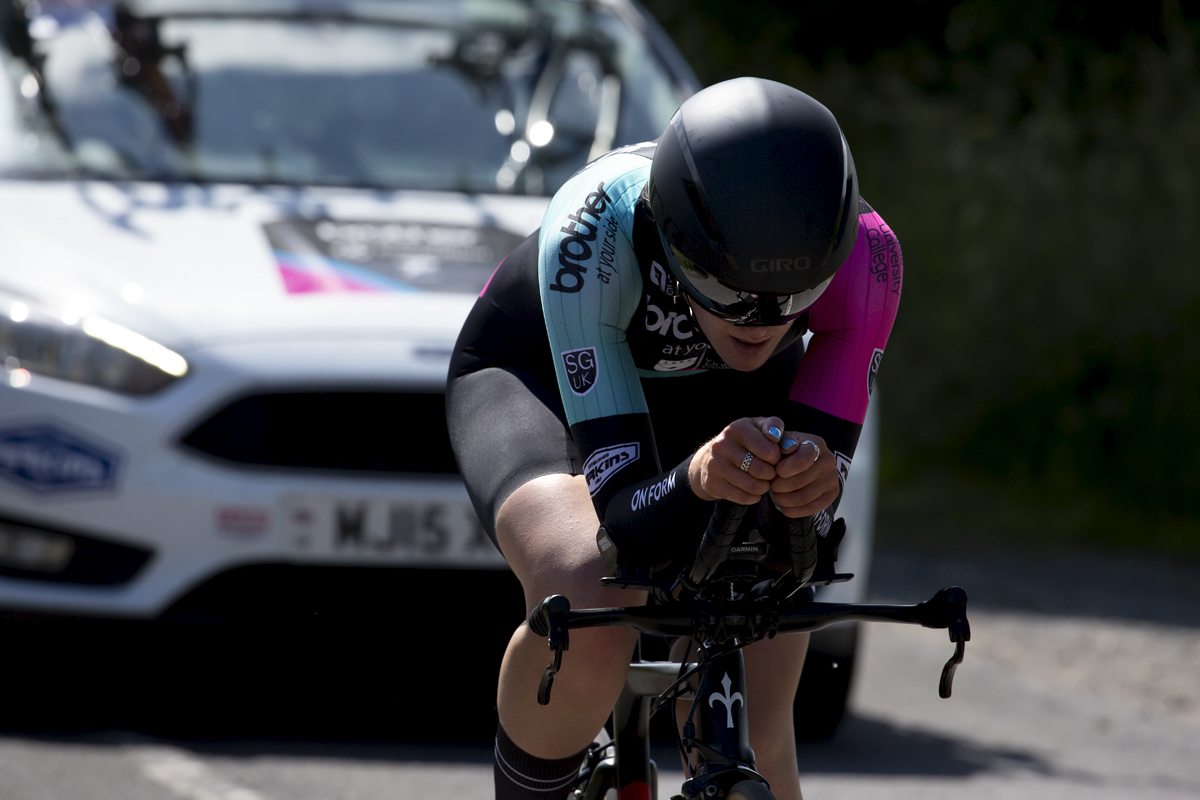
[448,77,902,800]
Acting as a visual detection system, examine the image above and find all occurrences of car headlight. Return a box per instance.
[0,291,188,395]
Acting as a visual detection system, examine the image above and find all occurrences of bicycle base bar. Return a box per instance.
[531,587,970,704]
[563,592,966,639]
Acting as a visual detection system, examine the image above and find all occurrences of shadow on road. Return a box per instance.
[795,712,1057,778]
[0,713,1058,783]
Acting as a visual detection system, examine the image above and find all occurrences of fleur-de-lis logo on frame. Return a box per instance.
[708,672,744,727]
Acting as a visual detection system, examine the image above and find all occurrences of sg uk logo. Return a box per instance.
[561,347,598,396]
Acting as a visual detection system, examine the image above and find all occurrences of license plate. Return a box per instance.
[280,489,506,568]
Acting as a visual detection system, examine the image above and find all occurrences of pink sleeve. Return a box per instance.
[788,209,902,424]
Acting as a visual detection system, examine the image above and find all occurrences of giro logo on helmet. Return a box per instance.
[549,181,614,293]
[750,257,812,273]
[561,347,598,395]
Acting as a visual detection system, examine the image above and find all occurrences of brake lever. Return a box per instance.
[931,587,970,698]
[529,595,571,705]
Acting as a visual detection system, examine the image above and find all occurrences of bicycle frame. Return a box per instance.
[594,644,758,800]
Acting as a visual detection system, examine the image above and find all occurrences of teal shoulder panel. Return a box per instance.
[539,154,649,426]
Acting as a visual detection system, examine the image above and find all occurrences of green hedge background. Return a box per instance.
[643,0,1200,555]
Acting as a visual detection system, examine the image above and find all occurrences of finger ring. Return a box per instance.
[802,440,820,460]
[739,452,755,472]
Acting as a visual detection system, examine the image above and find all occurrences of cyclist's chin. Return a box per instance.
[712,335,779,371]
[689,304,790,371]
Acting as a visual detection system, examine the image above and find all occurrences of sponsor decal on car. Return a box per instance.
[215,506,270,536]
[263,219,524,296]
[583,443,640,496]
[561,347,598,395]
[0,425,119,493]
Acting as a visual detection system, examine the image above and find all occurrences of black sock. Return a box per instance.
[494,722,589,800]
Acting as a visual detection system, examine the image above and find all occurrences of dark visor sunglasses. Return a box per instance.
[661,238,834,326]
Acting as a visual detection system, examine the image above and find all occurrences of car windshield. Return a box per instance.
[0,0,689,195]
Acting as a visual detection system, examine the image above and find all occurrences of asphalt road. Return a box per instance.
[2,547,1198,800]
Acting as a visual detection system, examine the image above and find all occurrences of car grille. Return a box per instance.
[179,391,458,474]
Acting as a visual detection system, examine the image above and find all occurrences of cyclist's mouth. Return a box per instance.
[729,335,774,357]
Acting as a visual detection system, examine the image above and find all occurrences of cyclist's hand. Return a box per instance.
[688,417,785,505]
[769,433,840,518]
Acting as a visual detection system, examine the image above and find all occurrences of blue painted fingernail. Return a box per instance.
[782,439,797,450]
[768,427,782,440]
[774,503,783,512]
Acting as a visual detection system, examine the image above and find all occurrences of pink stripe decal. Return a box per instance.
[619,781,652,800]
[479,255,508,297]
[789,210,903,423]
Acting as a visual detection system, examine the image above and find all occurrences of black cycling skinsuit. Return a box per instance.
[447,143,902,564]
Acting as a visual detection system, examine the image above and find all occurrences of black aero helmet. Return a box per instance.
[648,78,859,325]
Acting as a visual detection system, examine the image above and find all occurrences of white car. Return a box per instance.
[0,0,875,737]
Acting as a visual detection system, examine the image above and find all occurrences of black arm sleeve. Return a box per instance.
[571,414,713,566]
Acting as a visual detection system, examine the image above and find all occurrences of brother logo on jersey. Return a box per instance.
[584,443,640,495]
[561,347,598,395]
[549,181,613,293]
[868,348,884,397]
[630,469,675,511]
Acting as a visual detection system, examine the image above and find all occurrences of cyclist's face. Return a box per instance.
[688,301,793,371]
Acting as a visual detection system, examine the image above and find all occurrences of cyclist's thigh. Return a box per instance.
[448,357,640,611]
[497,473,643,612]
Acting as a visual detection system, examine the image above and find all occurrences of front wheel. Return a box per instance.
[794,622,859,741]
[726,779,776,800]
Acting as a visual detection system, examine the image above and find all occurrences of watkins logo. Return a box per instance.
[630,470,676,511]
[549,181,613,293]
[583,443,640,495]
[868,348,884,397]
[561,347,598,396]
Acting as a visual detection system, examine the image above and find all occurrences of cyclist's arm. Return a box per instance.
[540,159,711,564]
[776,201,903,530]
